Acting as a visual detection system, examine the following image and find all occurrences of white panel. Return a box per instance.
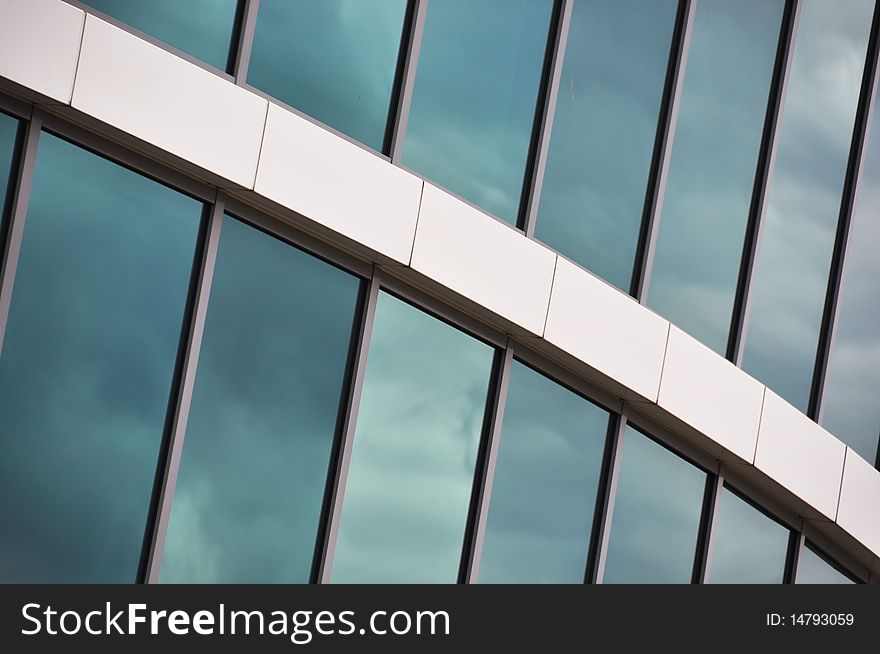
[754,390,846,519]
[0,0,84,103]
[72,16,266,188]
[837,449,880,556]
[544,257,669,401]
[255,104,422,265]
[658,326,764,463]
[410,184,557,335]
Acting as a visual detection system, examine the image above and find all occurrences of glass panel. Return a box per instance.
[160,216,361,583]
[535,0,678,291]
[821,78,880,462]
[0,133,201,582]
[478,361,609,583]
[706,486,789,584]
[603,427,707,583]
[797,543,856,584]
[248,0,408,152]
[332,292,495,582]
[742,0,874,410]
[648,0,785,354]
[0,112,19,224]
[402,0,554,225]
[80,0,239,72]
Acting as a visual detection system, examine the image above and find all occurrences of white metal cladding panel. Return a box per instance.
[754,390,846,520]
[837,449,880,557]
[0,0,84,103]
[544,257,669,402]
[411,184,557,335]
[658,326,765,463]
[254,103,422,265]
[72,15,267,188]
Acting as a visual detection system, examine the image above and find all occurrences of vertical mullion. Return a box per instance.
[630,0,697,302]
[385,0,429,162]
[0,110,41,358]
[141,195,224,584]
[587,410,626,584]
[519,0,573,237]
[314,272,381,584]
[726,0,801,365]
[808,0,880,422]
[692,469,723,584]
[231,0,261,84]
[784,529,806,584]
[460,344,514,584]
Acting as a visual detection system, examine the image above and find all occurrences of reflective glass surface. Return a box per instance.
[742,0,874,410]
[161,216,361,583]
[603,428,707,583]
[0,112,18,224]
[535,0,678,291]
[80,0,239,72]
[249,0,407,152]
[0,133,201,582]
[478,361,609,583]
[821,77,880,462]
[706,486,789,584]
[332,292,495,582]
[402,0,554,224]
[648,0,785,353]
[797,544,856,584]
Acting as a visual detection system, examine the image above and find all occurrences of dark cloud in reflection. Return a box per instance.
[706,488,789,584]
[603,428,706,584]
[535,0,678,291]
[402,0,553,225]
[161,216,360,583]
[249,0,407,152]
[648,0,784,354]
[332,292,494,583]
[81,0,238,71]
[0,133,201,582]
[478,361,609,584]
[743,0,874,410]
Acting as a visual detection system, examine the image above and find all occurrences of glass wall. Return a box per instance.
[535,0,678,291]
[332,292,496,582]
[0,112,18,224]
[797,543,857,584]
[478,361,610,583]
[248,0,408,152]
[402,0,554,225]
[742,0,874,410]
[706,486,789,584]
[160,215,362,583]
[821,77,880,463]
[0,132,202,582]
[80,0,240,72]
[603,427,707,583]
[648,0,785,354]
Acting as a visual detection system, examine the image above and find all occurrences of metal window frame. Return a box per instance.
[385,0,429,162]
[794,533,870,584]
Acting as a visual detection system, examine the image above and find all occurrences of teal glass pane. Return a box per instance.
[0,112,18,224]
[249,0,408,152]
[603,427,707,583]
[821,72,880,462]
[478,361,609,583]
[0,132,201,582]
[80,0,239,72]
[706,486,789,584]
[797,544,856,584]
[648,0,785,353]
[535,0,678,291]
[332,292,495,582]
[402,0,554,224]
[161,216,361,583]
[743,0,874,410]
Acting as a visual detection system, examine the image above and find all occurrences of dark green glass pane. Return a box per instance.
[161,215,361,583]
[0,132,201,582]
[249,0,407,152]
